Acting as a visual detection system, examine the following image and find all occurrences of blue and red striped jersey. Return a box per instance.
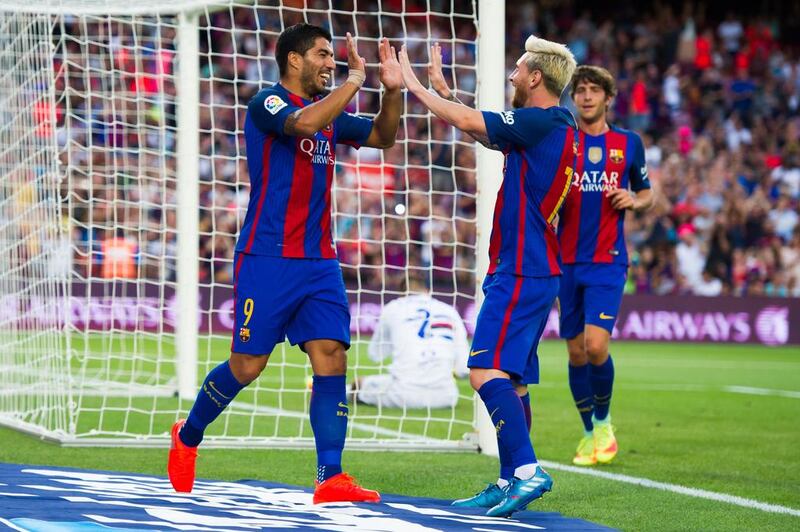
[236,83,373,258]
[482,106,578,277]
[557,125,650,265]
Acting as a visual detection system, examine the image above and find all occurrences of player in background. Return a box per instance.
[352,275,469,409]
[401,38,577,517]
[559,66,654,466]
[167,24,402,504]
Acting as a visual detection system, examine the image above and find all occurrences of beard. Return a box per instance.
[300,67,327,97]
[511,85,527,108]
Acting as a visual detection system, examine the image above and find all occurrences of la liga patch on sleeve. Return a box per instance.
[264,94,288,115]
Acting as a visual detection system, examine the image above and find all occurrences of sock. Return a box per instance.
[180,360,245,447]
[497,437,515,482]
[568,363,594,432]
[496,477,510,489]
[478,378,536,477]
[520,392,531,432]
[310,375,347,483]
[590,355,615,421]
[498,392,532,483]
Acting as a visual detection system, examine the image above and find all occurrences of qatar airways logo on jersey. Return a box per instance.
[299,137,335,165]
[571,170,620,192]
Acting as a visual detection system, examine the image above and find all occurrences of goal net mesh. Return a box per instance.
[0,0,481,450]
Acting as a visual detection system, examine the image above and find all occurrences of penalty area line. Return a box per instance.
[539,461,800,518]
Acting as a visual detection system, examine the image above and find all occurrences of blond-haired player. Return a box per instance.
[400,36,577,517]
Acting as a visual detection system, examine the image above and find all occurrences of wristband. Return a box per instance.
[346,69,366,88]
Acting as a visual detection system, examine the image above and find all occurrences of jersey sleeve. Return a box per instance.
[368,302,393,362]
[248,90,300,136]
[628,133,651,192]
[481,107,556,151]
[335,111,374,148]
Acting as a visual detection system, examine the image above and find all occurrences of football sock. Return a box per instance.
[590,355,615,421]
[496,478,510,489]
[310,375,347,483]
[180,360,245,447]
[520,392,531,431]
[568,363,594,432]
[478,378,537,475]
[497,391,533,483]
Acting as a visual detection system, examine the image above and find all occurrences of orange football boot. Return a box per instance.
[313,473,381,504]
[167,419,198,493]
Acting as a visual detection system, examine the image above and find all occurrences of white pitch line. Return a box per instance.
[539,461,800,518]
[0,518,28,531]
[723,386,800,399]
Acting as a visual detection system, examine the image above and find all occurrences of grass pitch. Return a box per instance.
[1,340,798,531]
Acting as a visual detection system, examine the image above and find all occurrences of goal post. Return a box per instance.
[0,0,505,452]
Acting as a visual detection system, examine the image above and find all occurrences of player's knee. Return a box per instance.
[584,337,609,364]
[566,343,587,366]
[469,368,507,392]
[229,354,268,385]
[308,341,347,375]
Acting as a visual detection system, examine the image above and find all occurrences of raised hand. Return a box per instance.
[398,45,425,94]
[378,37,402,91]
[428,42,452,98]
[345,32,366,75]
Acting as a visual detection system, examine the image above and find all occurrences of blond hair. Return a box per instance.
[523,36,577,98]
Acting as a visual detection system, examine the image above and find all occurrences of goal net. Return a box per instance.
[0,0,493,451]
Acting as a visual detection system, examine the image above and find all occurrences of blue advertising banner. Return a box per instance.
[0,463,613,531]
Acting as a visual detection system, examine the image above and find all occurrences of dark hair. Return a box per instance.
[276,23,333,77]
[569,65,617,98]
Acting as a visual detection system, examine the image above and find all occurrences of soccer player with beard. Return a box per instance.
[559,66,653,466]
[402,38,577,517]
[167,23,402,503]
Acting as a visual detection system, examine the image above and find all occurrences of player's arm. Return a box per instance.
[398,45,490,145]
[607,134,655,212]
[284,32,366,138]
[427,42,500,150]
[368,303,393,363]
[362,38,402,149]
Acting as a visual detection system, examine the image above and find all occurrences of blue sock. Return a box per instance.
[180,360,245,447]
[520,392,531,432]
[498,392,531,482]
[569,363,594,432]
[479,378,536,472]
[310,375,347,483]
[590,355,614,421]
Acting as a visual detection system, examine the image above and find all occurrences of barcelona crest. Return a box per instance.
[609,149,624,164]
[239,327,251,343]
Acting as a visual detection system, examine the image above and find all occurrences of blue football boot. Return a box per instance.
[451,482,506,508]
[486,468,553,517]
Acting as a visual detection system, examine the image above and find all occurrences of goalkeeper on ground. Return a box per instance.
[352,276,469,409]
[400,38,577,517]
[167,23,402,504]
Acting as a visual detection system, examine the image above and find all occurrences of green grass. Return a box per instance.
[1,340,799,531]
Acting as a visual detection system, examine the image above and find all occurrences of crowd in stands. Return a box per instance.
[56,1,800,298]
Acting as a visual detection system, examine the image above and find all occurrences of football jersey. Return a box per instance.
[557,125,650,265]
[368,294,470,387]
[482,107,578,277]
[237,83,374,258]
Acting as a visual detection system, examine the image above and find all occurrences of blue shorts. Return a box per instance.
[230,253,350,355]
[468,273,559,385]
[558,263,627,339]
